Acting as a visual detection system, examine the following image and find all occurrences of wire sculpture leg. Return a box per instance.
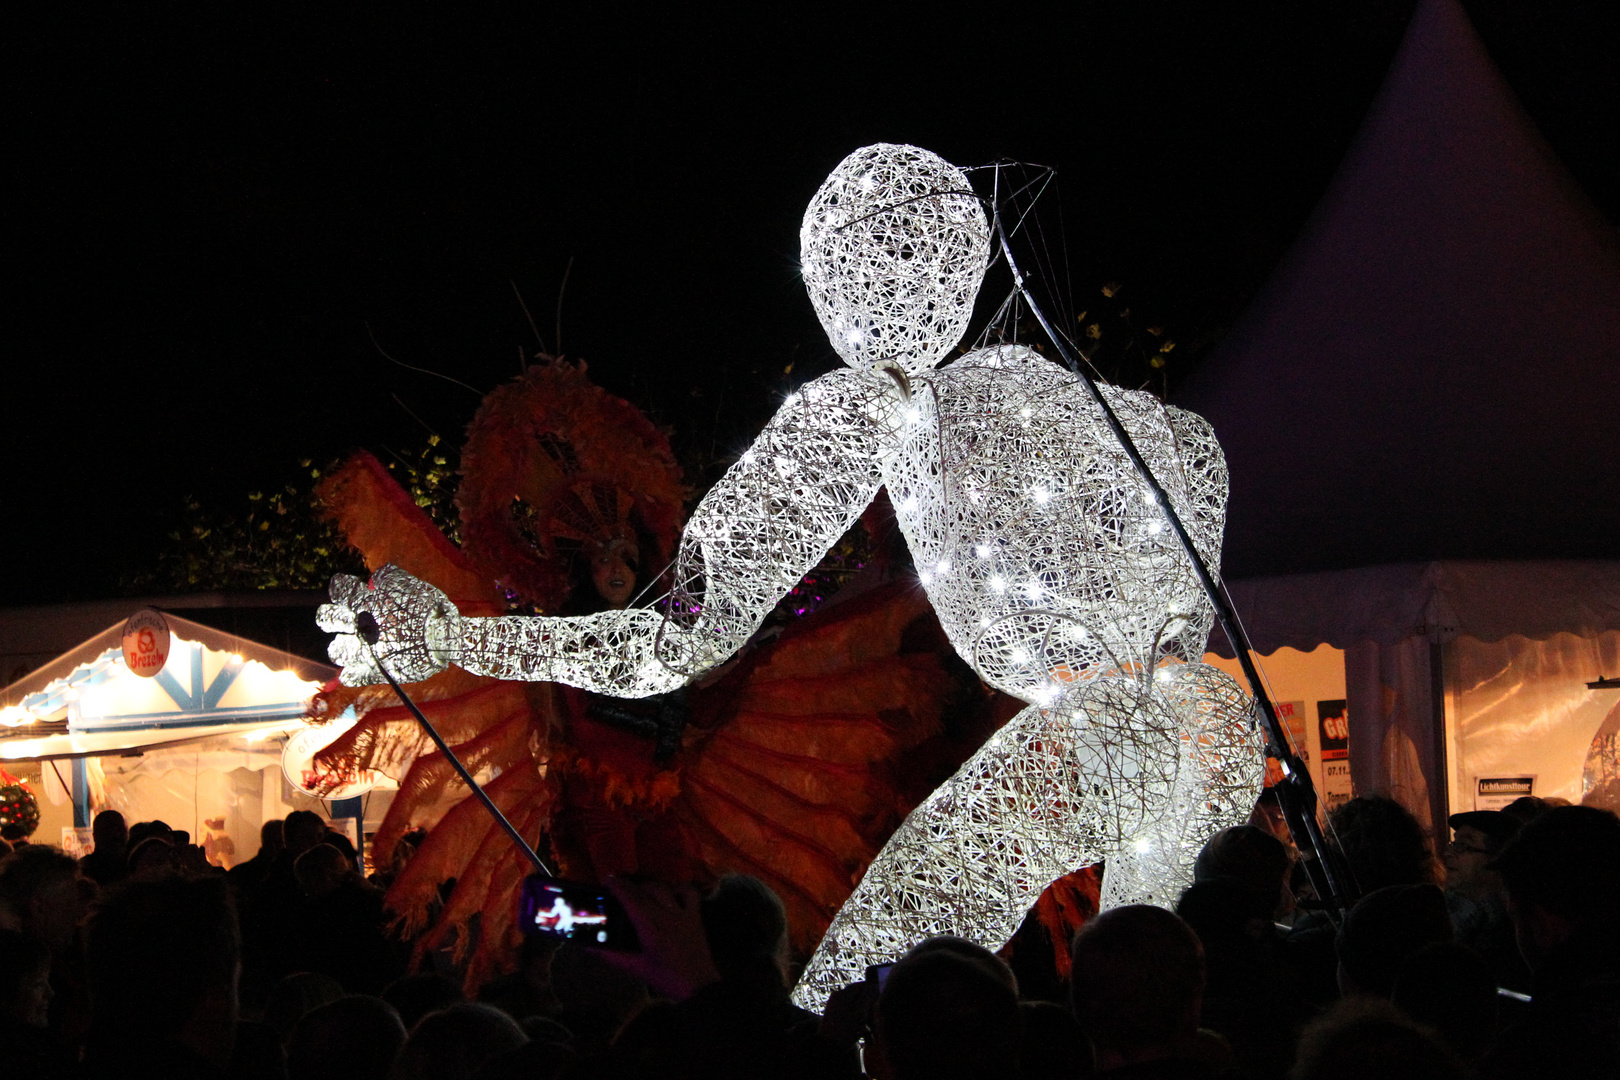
[1099,663,1269,909]
[791,663,1263,1011]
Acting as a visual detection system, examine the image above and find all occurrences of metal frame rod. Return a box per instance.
[992,211,1354,915]
[359,626,553,876]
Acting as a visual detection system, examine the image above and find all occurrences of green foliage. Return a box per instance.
[383,433,462,543]
[131,460,361,592]
[133,437,464,594]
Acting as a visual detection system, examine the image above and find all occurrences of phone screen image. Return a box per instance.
[518,874,639,951]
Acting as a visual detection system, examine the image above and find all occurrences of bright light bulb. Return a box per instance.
[919,571,933,586]
[1010,648,1029,665]
[845,329,864,345]
[974,544,991,559]
[989,576,1006,593]
[1019,407,1032,419]
[1133,837,1154,854]
[936,559,951,574]
[1147,521,1163,535]
[1024,582,1041,601]
[905,406,922,423]
[901,496,919,513]
[1033,488,1050,505]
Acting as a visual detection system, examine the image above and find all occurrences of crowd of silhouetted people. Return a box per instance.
[0,792,1615,1079]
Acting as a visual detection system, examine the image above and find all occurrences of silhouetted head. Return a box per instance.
[1194,824,1291,920]
[286,994,406,1080]
[699,873,789,989]
[283,810,327,858]
[1335,884,1452,997]
[876,944,1021,1080]
[294,842,351,898]
[85,875,241,1067]
[91,810,127,851]
[390,1002,527,1080]
[0,927,52,1026]
[382,972,463,1032]
[1292,997,1465,1080]
[1492,804,1620,967]
[1070,905,1205,1067]
[1391,942,1497,1064]
[126,835,178,879]
[1328,796,1441,892]
[0,844,82,951]
[258,818,285,857]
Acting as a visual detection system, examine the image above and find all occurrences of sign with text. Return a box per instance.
[281,717,377,800]
[1317,699,1352,811]
[120,609,171,678]
[1475,775,1535,811]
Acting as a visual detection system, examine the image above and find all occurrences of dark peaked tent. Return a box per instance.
[1176,0,1620,580]
[1174,0,1620,837]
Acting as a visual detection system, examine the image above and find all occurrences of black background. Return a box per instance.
[8,2,1615,604]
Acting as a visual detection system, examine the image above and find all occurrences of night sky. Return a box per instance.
[9,2,1616,605]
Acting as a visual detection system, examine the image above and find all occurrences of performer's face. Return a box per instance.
[591,540,639,608]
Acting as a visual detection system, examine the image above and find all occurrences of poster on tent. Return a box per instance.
[1263,700,1309,786]
[1318,699,1352,812]
[1444,632,1620,814]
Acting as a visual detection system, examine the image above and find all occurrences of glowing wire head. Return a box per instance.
[800,144,990,375]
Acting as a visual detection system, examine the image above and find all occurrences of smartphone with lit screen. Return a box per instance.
[518,874,640,951]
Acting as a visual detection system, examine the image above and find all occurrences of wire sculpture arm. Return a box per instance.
[322,369,894,696]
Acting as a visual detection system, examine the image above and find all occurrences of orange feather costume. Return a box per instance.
[307,360,1036,989]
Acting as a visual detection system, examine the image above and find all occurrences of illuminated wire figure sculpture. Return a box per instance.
[318,142,1264,1010]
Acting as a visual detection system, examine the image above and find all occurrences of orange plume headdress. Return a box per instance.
[456,359,687,612]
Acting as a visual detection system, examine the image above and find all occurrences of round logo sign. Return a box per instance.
[121,609,172,678]
[281,717,377,800]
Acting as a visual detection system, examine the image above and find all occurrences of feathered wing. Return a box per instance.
[662,580,1013,956]
[318,450,505,617]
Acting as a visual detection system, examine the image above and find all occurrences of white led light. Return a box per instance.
[975,544,991,559]
[989,575,1006,593]
[1033,488,1050,505]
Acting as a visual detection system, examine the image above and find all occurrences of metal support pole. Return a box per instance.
[994,214,1354,915]
[357,614,553,877]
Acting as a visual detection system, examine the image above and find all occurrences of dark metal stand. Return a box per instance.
[993,213,1355,916]
[357,615,553,876]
